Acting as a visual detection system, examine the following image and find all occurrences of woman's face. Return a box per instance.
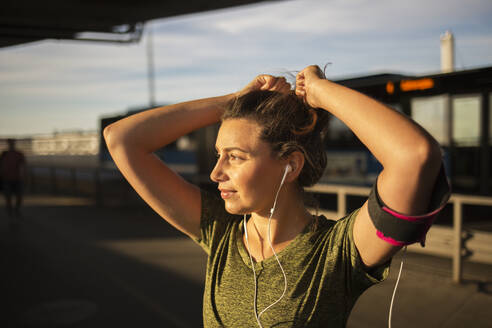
[210,118,285,216]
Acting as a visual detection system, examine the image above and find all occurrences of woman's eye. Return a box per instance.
[215,151,244,162]
[230,154,243,161]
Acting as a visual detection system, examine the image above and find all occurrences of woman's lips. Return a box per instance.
[219,189,236,199]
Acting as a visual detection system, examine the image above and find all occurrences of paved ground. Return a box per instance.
[1,194,491,327]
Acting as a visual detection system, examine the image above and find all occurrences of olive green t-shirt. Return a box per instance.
[193,189,390,327]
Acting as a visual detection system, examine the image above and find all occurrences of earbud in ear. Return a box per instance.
[279,164,291,188]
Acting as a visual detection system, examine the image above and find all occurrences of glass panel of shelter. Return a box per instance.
[450,94,481,192]
[411,95,450,146]
[409,94,484,193]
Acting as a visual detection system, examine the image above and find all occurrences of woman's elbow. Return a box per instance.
[103,123,120,150]
[103,123,144,156]
[413,137,443,173]
[393,136,442,176]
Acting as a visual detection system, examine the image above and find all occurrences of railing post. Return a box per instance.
[453,198,463,284]
[338,189,347,218]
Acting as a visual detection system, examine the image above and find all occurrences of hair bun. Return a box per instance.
[292,109,317,135]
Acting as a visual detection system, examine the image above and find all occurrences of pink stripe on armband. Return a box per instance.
[376,231,408,247]
[382,206,443,222]
[379,205,444,246]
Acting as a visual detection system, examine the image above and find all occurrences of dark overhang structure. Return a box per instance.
[1,0,272,48]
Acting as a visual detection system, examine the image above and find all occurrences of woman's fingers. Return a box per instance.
[237,74,292,97]
[295,65,326,106]
[261,76,291,93]
[273,78,291,93]
[259,75,275,90]
[295,74,306,99]
[296,65,323,84]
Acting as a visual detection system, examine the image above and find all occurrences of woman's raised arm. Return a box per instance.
[104,94,235,239]
[296,65,444,267]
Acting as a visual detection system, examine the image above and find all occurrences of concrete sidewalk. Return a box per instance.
[1,194,491,327]
[348,252,492,327]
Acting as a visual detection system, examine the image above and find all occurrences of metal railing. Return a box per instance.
[27,164,139,207]
[27,164,492,284]
[449,194,492,283]
[26,164,205,206]
[307,184,492,284]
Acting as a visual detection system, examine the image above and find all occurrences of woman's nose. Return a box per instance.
[210,158,227,183]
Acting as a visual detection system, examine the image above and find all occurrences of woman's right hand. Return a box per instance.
[295,65,326,109]
[235,74,292,97]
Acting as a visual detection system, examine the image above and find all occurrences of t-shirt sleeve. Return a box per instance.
[192,188,240,255]
[331,210,391,294]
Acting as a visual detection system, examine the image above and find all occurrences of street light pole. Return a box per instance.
[146,23,156,108]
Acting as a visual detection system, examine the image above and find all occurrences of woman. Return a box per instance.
[104,65,450,327]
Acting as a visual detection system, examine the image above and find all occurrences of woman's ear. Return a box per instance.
[286,151,305,182]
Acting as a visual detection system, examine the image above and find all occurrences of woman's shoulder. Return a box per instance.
[308,209,360,243]
[313,209,358,228]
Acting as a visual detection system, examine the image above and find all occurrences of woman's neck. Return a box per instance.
[247,185,312,249]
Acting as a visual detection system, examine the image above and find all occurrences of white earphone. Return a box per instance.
[284,164,292,176]
[244,163,292,327]
[270,164,291,215]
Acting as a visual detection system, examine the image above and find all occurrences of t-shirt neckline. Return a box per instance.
[236,215,314,269]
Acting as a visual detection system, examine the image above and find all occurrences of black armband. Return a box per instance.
[368,165,451,247]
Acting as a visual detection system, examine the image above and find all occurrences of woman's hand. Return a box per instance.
[235,74,292,97]
[295,65,326,108]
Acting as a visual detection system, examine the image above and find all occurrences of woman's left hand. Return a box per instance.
[295,65,326,108]
[235,75,292,98]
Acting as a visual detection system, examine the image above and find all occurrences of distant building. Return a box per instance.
[31,131,99,156]
[1,131,99,157]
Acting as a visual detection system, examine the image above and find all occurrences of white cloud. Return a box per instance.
[1,0,491,135]
[205,0,492,36]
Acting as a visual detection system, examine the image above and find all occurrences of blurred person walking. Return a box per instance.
[1,138,26,222]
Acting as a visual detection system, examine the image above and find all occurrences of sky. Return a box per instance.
[1,0,492,137]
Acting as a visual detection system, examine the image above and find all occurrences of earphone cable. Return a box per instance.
[257,167,289,318]
[388,246,407,328]
[243,167,289,327]
[243,215,263,328]
[257,207,288,320]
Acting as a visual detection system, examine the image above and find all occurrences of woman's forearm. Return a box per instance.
[104,93,236,153]
[311,79,441,170]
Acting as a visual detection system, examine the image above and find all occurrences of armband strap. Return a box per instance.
[368,165,451,247]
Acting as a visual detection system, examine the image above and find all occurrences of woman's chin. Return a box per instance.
[224,202,250,215]
[224,207,245,215]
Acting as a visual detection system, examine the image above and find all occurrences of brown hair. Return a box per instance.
[222,90,330,188]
